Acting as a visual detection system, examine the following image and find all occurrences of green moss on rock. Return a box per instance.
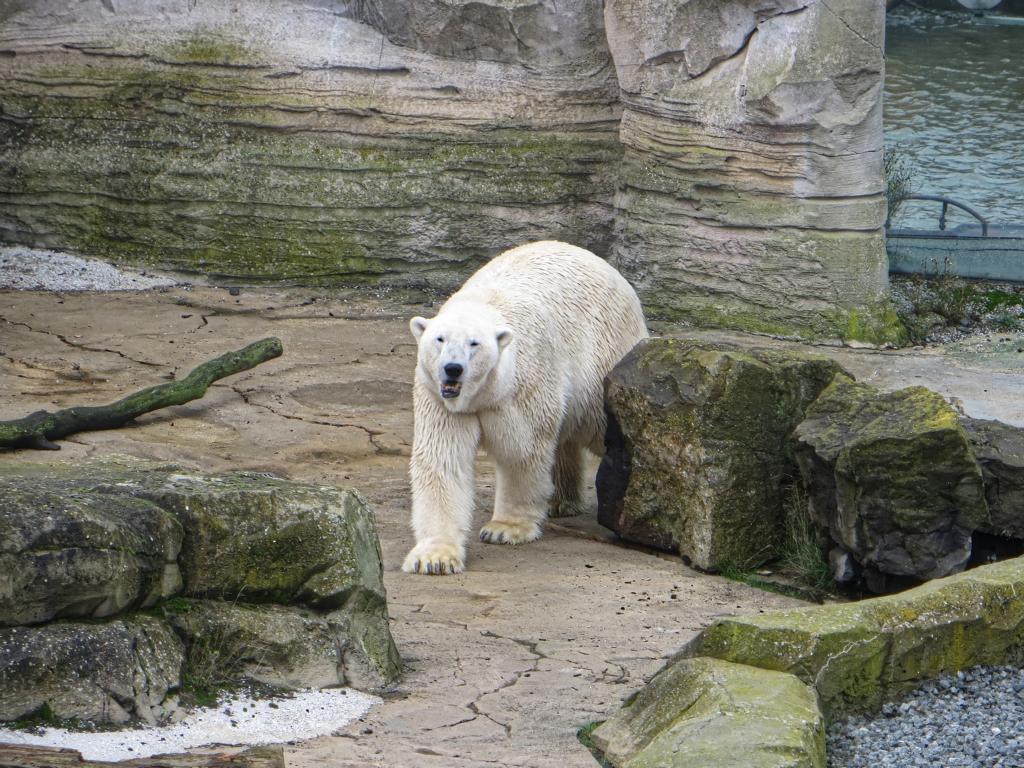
[683,556,1024,717]
[598,338,847,570]
[591,657,825,768]
[793,377,988,588]
[0,59,620,286]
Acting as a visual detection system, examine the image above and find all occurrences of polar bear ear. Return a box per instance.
[410,316,429,340]
[496,326,513,351]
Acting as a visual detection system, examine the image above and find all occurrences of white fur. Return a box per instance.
[402,241,648,575]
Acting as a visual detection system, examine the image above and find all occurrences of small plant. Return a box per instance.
[989,312,1021,331]
[884,144,915,225]
[578,721,612,767]
[778,484,833,598]
[180,623,267,708]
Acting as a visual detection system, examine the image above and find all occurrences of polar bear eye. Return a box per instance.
[436,336,444,343]
[469,340,479,347]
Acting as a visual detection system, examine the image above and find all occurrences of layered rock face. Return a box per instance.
[0,0,892,339]
[0,0,620,288]
[597,338,843,570]
[604,0,894,341]
[0,458,400,725]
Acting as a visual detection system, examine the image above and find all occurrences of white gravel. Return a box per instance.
[0,246,179,291]
[0,688,378,762]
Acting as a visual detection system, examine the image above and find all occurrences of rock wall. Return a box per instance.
[0,0,893,340]
[604,0,894,340]
[0,0,621,287]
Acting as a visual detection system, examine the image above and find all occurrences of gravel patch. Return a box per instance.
[0,688,378,762]
[0,246,178,291]
[828,665,1024,767]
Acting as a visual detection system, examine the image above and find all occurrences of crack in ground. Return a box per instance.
[0,315,164,368]
[222,384,394,455]
[466,630,550,739]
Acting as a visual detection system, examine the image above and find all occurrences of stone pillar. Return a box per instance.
[604,0,899,342]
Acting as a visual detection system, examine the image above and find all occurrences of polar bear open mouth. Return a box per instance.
[440,380,462,399]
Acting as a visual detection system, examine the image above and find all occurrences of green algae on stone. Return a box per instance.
[0,458,401,695]
[597,338,846,570]
[0,54,620,287]
[104,472,386,609]
[591,657,825,768]
[793,377,988,588]
[682,555,1024,717]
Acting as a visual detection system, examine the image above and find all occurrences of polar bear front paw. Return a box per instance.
[479,519,542,545]
[402,541,465,575]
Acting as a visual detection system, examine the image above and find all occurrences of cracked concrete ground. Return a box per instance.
[1,285,1021,767]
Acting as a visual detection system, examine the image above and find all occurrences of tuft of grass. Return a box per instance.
[578,721,612,767]
[717,485,835,602]
[778,485,833,599]
[180,624,266,708]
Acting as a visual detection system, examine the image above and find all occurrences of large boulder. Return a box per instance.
[591,657,825,768]
[0,617,184,725]
[603,0,898,342]
[793,378,988,589]
[962,417,1024,539]
[597,338,844,570]
[0,457,401,716]
[0,484,183,626]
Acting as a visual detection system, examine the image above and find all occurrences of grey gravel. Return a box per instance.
[0,246,178,291]
[828,665,1024,767]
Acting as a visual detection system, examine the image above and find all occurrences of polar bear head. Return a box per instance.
[410,304,513,411]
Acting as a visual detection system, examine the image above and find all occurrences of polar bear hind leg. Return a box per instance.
[548,438,587,517]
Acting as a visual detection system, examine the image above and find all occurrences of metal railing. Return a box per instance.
[887,194,990,236]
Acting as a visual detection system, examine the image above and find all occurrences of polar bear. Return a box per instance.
[402,241,648,575]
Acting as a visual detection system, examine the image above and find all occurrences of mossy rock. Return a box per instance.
[109,471,387,609]
[0,616,184,725]
[962,417,1024,539]
[0,474,183,627]
[0,458,401,695]
[169,598,400,693]
[591,656,825,768]
[793,377,988,590]
[683,555,1024,717]
[597,338,846,570]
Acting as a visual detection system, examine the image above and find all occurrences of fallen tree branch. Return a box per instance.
[0,337,283,450]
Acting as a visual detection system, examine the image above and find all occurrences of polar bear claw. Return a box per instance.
[479,519,543,545]
[402,541,465,575]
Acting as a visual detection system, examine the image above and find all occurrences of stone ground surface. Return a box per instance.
[1,284,1021,767]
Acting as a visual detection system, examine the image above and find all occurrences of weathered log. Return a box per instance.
[0,744,284,768]
[0,338,283,450]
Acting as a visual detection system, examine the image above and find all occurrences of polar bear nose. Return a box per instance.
[443,363,464,379]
